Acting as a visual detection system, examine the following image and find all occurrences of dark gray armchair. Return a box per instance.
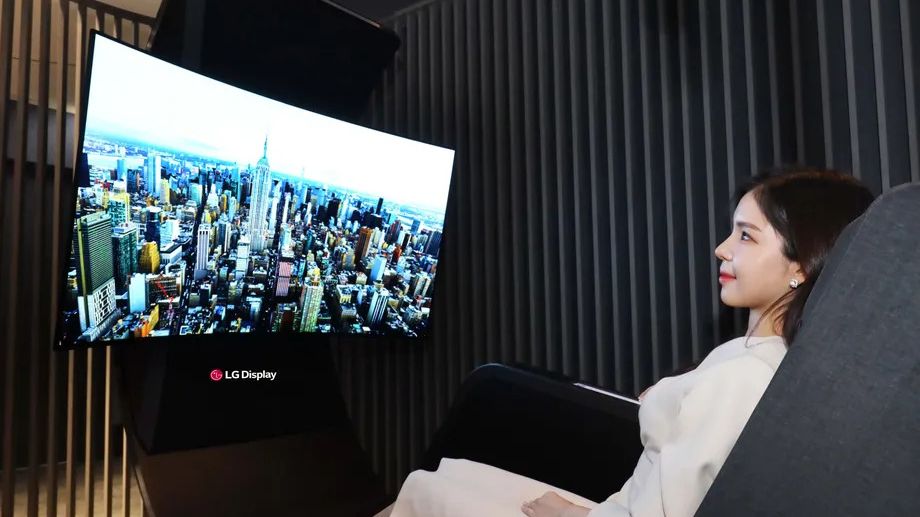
[698,182,920,516]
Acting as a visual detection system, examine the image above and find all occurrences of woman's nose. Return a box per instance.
[714,239,731,261]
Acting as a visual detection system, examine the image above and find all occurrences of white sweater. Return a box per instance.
[590,334,787,516]
[389,335,787,517]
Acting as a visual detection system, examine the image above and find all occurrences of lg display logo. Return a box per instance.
[209,368,277,382]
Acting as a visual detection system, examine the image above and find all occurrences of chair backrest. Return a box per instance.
[697,183,920,516]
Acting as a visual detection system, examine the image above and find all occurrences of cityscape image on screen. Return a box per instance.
[58,34,455,348]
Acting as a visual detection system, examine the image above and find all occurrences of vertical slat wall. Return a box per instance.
[1,0,918,509]
[0,2,154,516]
[335,0,920,496]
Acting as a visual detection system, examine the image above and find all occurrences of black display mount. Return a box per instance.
[149,0,400,123]
[115,1,400,514]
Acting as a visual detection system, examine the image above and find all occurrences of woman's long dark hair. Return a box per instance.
[658,167,874,383]
[737,167,874,345]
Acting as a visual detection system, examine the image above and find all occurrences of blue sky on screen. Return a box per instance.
[84,35,455,212]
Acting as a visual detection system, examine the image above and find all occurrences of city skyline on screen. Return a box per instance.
[58,34,454,348]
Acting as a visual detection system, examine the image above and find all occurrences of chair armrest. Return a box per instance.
[421,363,644,503]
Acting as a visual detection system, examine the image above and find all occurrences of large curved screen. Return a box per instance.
[57,32,455,349]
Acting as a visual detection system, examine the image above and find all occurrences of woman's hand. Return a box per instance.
[521,491,591,517]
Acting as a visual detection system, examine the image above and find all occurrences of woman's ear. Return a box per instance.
[788,261,806,284]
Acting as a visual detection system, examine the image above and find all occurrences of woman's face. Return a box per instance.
[714,191,804,311]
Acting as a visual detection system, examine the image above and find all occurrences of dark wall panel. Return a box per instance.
[328,0,920,497]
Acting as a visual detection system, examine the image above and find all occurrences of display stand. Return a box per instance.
[115,340,389,517]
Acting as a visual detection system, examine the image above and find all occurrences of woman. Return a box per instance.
[383,168,875,517]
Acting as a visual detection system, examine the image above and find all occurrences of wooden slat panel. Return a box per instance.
[521,0,542,371]
[121,428,130,517]
[84,346,94,517]
[479,0,499,365]
[870,0,891,191]
[428,0,444,438]
[619,0,641,393]
[568,0,595,383]
[506,0,527,368]
[64,351,76,517]
[677,0,702,364]
[584,0,611,386]
[901,0,920,183]
[601,0,627,392]
[551,0,571,375]
[0,0,15,169]
[742,0,758,172]
[658,0,680,374]
[450,0,469,392]
[103,347,113,517]
[27,0,53,513]
[790,0,804,162]
[0,1,155,516]
[4,0,35,514]
[639,0,661,382]
[842,0,862,179]
[465,0,486,369]
[817,0,834,166]
[49,10,70,517]
[766,0,782,165]
[491,0,513,367]
[699,0,721,348]
[535,0,555,372]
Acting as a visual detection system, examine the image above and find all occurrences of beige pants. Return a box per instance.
[385,458,599,517]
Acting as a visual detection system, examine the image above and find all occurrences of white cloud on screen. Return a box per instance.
[84,35,455,212]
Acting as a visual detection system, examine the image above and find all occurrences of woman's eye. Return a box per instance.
[740,231,752,241]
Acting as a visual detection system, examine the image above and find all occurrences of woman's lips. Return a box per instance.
[718,273,735,283]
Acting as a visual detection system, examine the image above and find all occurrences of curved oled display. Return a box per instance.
[57,32,455,349]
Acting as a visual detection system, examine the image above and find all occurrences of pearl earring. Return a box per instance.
[789,279,800,289]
